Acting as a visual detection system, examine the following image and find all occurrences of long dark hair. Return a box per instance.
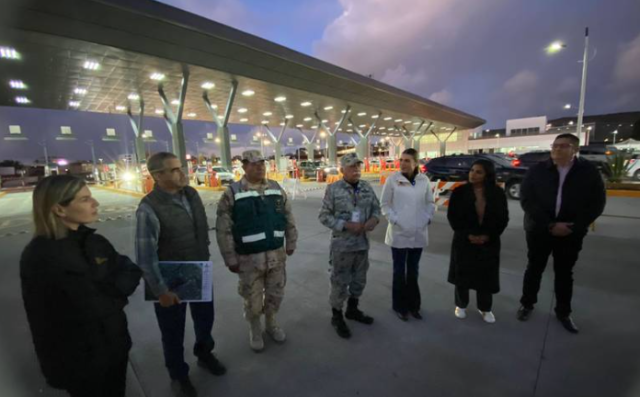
[402,148,420,176]
[470,159,496,189]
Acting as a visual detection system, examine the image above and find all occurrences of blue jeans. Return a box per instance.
[391,248,423,314]
[154,301,215,380]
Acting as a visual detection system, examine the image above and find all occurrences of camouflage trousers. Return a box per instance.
[329,250,370,310]
[237,254,287,321]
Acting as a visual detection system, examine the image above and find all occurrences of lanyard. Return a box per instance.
[352,186,360,207]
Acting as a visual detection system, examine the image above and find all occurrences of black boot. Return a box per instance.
[331,309,351,339]
[345,298,374,325]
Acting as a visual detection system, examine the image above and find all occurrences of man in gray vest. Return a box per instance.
[216,150,298,352]
[136,152,225,397]
[319,153,382,339]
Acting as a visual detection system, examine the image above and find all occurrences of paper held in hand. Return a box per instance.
[144,261,213,302]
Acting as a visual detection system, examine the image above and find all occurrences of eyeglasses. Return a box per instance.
[550,143,573,150]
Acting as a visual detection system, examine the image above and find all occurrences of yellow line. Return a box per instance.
[0,191,7,199]
[92,185,146,198]
[606,190,640,198]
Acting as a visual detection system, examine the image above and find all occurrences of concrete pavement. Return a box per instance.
[1,184,639,397]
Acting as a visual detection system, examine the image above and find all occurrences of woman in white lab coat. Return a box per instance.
[380,148,435,321]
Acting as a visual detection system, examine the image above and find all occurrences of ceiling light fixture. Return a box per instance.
[301,101,312,107]
[238,108,248,113]
[150,72,165,81]
[0,47,20,60]
[128,93,140,101]
[274,96,286,102]
[357,112,367,117]
[240,118,249,122]
[74,87,87,95]
[69,101,80,108]
[324,106,334,111]
[285,115,294,119]
[9,80,26,89]
[242,90,255,96]
[115,105,126,111]
[263,112,272,116]
[83,61,100,70]
[201,82,215,90]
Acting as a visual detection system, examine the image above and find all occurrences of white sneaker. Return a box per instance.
[454,307,467,319]
[479,310,496,323]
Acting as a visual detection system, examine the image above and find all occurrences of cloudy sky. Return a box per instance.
[159,0,640,128]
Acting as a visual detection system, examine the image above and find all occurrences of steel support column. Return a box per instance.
[264,120,289,172]
[413,121,432,152]
[297,127,318,161]
[349,112,380,160]
[204,81,237,169]
[127,101,146,166]
[316,105,350,167]
[159,67,190,172]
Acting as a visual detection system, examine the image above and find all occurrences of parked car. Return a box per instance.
[516,150,612,181]
[424,154,527,199]
[579,145,617,163]
[195,166,234,185]
[627,154,640,180]
[484,153,521,167]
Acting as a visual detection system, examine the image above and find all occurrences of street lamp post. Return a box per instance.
[576,28,590,146]
[38,140,50,176]
[612,130,618,144]
[495,133,501,153]
[85,140,98,179]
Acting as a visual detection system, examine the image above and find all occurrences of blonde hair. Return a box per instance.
[32,175,86,240]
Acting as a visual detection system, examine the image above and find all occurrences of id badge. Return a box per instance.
[351,209,361,223]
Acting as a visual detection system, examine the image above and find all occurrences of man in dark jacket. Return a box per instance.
[136,152,225,397]
[517,134,606,333]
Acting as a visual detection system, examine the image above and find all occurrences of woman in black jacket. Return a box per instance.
[447,159,509,323]
[20,175,141,397]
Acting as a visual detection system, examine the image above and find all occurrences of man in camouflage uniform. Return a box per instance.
[319,153,382,339]
[216,150,298,352]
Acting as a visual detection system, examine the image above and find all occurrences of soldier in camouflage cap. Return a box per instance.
[216,150,298,352]
[319,154,382,339]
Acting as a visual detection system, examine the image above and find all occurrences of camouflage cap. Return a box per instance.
[340,153,362,167]
[242,149,265,163]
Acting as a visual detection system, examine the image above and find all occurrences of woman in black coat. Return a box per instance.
[20,175,141,397]
[447,159,509,323]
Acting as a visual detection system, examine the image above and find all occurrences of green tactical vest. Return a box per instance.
[231,180,287,255]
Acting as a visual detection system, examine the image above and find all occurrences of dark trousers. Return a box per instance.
[154,301,215,380]
[67,353,128,397]
[455,286,493,312]
[391,247,423,314]
[520,232,584,317]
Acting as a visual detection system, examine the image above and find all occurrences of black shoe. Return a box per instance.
[557,315,579,334]
[331,309,351,339]
[395,311,409,321]
[517,306,533,321]
[197,354,227,376]
[345,298,374,325]
[171,377,198,397]
[410,311,423,320]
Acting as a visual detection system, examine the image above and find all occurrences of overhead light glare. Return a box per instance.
[274,96,287,102]
[9,80,26,89]
[150,72,165,81]
[0,47,20,60]
[201,82,215,90]
[242,90,255,97]
[83,60,100,70]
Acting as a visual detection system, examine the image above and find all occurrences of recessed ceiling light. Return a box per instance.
[115,105,126,111]
[324,106,334,110]
[171,99,180,105]
[395,119,403,123]
[404,121,412,124]
[73,87,87,96]
[311,126,318,129]
[280,122,286,126]
[83,60,100,70]
[296,124,304,128]
[128,93,139,101]
[413,122,421,125]
[379,127,386,130]
[242,90,255,97]
[0,47,20,60]
[322,119,328,123]
[371,115,379,119]
[384,117,392,121]
[347,129,353,132]
[9,80,26,89]
[357,112,367,117]
[201,82,215,90]
[187,112,197,117]
[239,118,249,122]
[301,101,312,107]
[150,72,165,81]
[303,117,312,121]
[155,109,164,115]
[261,120,269,124]
[238,108,248,113]
[359,124,366,128]
[263,112,272,116]
[285,115,294,119]
[334,122,340,125]
[274,96,286,102]
[69,101,80,108]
